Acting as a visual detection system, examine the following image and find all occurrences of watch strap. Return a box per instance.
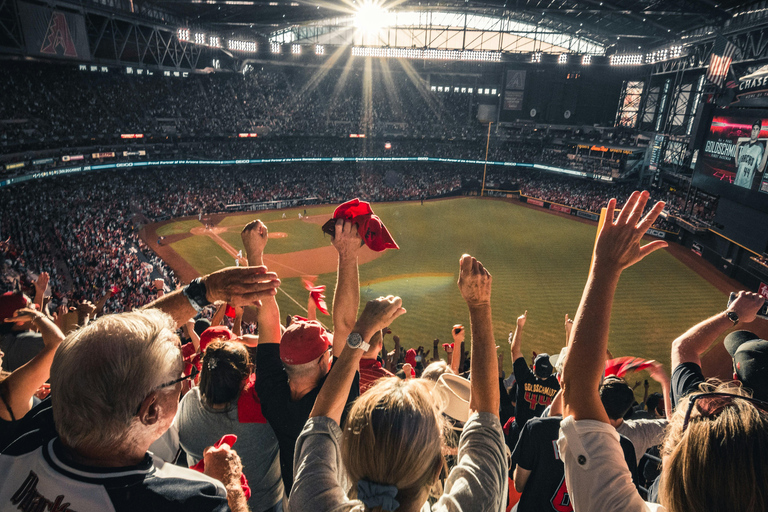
[183,278,211,312]
[726,310,739,325]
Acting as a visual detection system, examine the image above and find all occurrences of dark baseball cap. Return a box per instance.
[724,330,768,401]
[533,353,553,379]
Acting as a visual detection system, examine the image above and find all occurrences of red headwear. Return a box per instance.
[324,199,399,252]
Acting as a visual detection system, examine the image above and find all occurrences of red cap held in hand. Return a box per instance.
[331,199,399,252]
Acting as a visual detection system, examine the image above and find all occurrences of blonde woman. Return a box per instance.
[559,191,768,512]
[288,255,507,512]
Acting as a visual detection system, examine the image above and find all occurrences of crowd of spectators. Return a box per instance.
[1,194,766,512]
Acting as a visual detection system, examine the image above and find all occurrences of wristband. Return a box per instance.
[183,278,211,312]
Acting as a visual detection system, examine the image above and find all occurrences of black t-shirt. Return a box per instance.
[0,330,45,372]
[512,416,637,512]
[513,416,572,512]
[671,362,705,410]
[513,357,560,427]
[255,343,359,495]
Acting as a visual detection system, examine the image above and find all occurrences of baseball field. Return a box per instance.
[145,196,747,384]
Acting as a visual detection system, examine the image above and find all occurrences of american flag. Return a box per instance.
[706,34,738,88]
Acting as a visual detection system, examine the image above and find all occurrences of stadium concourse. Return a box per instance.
[3,2,768,509]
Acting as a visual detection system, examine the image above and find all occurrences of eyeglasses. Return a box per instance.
[135,365,198,415]
[682,392,768,432]
[157,364,198,389]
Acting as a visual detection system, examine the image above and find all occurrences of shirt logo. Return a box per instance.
[10,471,77,512]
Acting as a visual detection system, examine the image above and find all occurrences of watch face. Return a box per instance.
[347,333,363,348]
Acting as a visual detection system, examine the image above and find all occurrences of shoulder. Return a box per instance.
[138,455,228,510]
[513,357,531,375]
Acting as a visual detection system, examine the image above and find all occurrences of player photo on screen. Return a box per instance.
[700,115,768,192]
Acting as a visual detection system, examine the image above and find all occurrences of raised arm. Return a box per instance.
[33,272,49,310]
[1,308,65,421]
[670,291,765,369]
[457,254,499,417]
[142,266,280,328]
[648,362,672,419]
[450,325,465,373]
[562,190,667,422]
[509,311,527,363]
[311,296,406,424]
[331,219,363,357]
[242,219,282,345]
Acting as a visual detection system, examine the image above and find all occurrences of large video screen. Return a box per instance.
[693,108,768,212]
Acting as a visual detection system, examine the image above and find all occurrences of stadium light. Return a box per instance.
[208,36,221,48]
[178,28,191,42]
[582,55,592,65]
[292,44,301,54]
[271,42,281,54]
[355,0,388,34]
[195,33,206,45]
[228,40,257,52]
[350,47,501,62]
[610,54,643,66]
[558,54,568,64]
[315,45,325,55]
[531,52,542,63]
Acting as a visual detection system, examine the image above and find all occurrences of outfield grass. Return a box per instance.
[156,219,203,236]
[217,218,330,254]
[166,198,727,381]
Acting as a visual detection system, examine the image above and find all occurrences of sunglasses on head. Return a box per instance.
[682,392,768,432]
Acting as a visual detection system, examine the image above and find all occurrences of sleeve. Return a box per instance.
[671,362,705,409]
[287,416,351,512]
[513,357,531,382]
[255,344,290,401]
[511,419,536,470]
[433,412,508,512]
[557,417,653,512]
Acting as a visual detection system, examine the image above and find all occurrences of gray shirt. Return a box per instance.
[287,412,507,512]
[616,418,668,463]
[0,330,44,372]
[177,387,283,512]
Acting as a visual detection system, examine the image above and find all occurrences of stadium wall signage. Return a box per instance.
[0,157,614,188]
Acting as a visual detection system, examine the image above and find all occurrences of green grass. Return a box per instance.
[169,236,235,275]
[166,198,728,384]
[216,218,330,254]
[156,219,203,236]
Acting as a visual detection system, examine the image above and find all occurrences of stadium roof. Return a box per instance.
[147,0,751,53]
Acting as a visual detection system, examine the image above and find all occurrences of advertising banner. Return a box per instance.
[5,162,25,170]
[550,204,571,214]
[91,152,115,159]
[527,198,545,207]
[17,2,90,60]
[759,282,768,299]
[61,155,84,162]
[577,210,600,221]
[122,150,146,156]
[32,158,54,165]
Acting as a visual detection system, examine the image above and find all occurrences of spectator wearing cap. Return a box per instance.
[0,292,44,373]
[670,290,767,405]
[506,310,560,447]
[246,218,362,495]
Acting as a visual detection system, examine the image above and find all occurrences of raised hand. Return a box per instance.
[353,295,406,340]
[727,291,766,324]
[332,219,363,258]
[452,324,465,343]
[457,254,492,307]
[241,219,268,264]
[34,272,50,296]
[202,266,280,308]
[594,190,667,273]
[564,313,573,340]
[517,310,527,329]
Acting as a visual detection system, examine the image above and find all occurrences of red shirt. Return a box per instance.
[359,358,394,394]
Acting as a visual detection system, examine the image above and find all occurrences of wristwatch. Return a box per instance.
[726,310,739,325]
[347,332,370,352]
[183,278,211,312]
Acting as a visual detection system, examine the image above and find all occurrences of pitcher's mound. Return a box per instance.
[269,232,288,238]
[190,226,227,236]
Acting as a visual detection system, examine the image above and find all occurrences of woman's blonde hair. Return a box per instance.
[660,380,768,512]
[341,377,448,512]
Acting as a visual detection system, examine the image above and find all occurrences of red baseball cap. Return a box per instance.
[0,292,29,322]
[280,320,333,365]
[199,325,236,353]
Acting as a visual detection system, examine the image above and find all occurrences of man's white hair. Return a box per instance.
[50,309,180,452]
